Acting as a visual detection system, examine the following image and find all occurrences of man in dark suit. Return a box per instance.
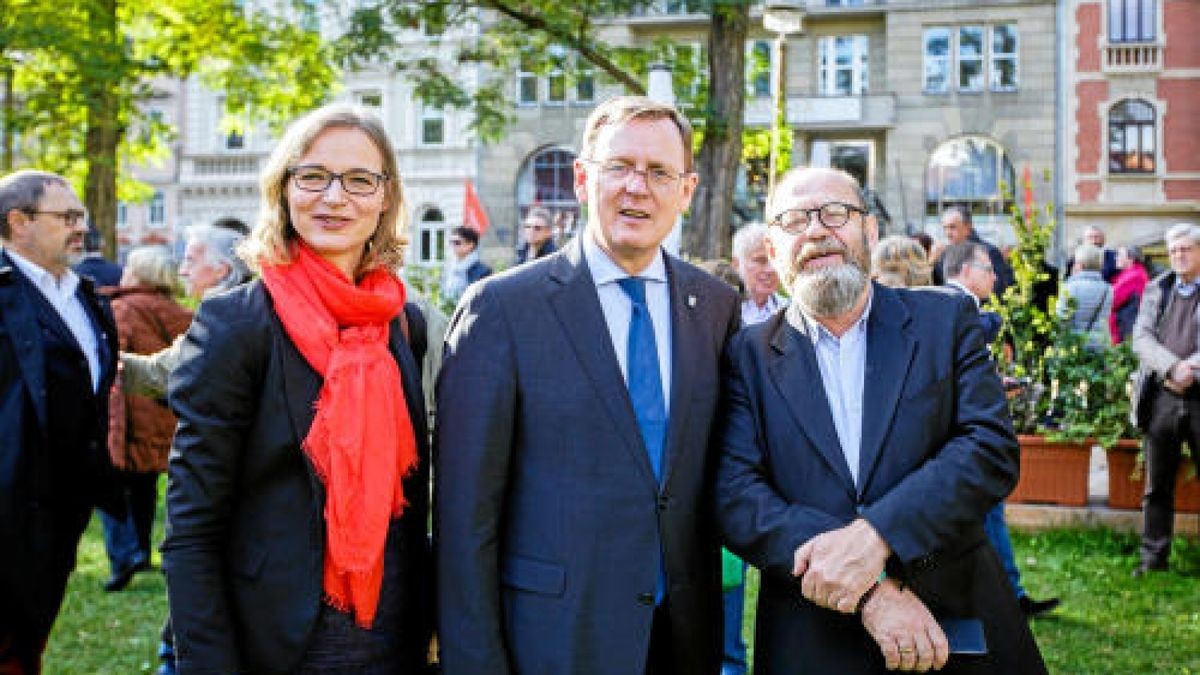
[932,205,1014,297]
[436,96,740,675]
[943,241,1061,619]
[717,167,1045,673]
[0,170,119,672]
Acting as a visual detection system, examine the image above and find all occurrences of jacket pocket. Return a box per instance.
[500,554,565,597]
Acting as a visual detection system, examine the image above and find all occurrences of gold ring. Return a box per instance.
[899,647,915,654]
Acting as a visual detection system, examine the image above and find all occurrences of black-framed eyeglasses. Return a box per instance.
[288,165,388,196]
[769,202,867,234]
[25,209,88,227]
[580,158,688,190]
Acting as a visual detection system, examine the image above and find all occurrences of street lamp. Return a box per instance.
[763,0,804,197]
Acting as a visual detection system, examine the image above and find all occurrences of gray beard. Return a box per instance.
[791,262,869,318]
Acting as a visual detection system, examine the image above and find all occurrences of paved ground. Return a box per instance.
[1007,445,1200,536]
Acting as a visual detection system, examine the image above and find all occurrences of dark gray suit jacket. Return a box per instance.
[435,238,740,675]
[163,281,431,674]
[717,283,1046,674]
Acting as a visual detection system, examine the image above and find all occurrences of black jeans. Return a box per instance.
[1141,389,1200,567]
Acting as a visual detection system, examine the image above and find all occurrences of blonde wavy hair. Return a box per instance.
[239,104,407,277]
[872,235,932,288]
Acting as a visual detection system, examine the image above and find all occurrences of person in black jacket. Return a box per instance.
[0,170,120,672]
[933,205,1015,297]
[163,104,432,673]
[442,225,492,304]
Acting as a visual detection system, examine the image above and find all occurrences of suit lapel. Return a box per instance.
[77,277,119,392]
[856,284,915,495]
[548,240,659,490]
[767,308,857,496]
[0,253,48,432]
[661,256,698,489]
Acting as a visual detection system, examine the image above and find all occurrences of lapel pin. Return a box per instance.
[687,294,697,308]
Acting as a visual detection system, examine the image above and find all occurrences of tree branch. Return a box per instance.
[479,0,645,94]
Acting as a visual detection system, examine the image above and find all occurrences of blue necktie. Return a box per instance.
[618,277,667,483]
[618,277,668,604]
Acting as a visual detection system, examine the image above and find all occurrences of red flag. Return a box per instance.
[1022,166,1034,224]
[463,180,489,235]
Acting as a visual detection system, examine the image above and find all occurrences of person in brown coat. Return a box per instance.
[99,245,193,592]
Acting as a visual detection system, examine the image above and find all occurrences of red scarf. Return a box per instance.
[261,242,417,628]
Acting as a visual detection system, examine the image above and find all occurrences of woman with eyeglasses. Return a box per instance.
[163,104,432,673]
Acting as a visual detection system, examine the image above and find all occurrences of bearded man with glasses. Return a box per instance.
[0,170,120,672]
[716,167,1046,674]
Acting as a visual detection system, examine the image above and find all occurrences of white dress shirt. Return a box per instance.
[5,247,103,392]
[791,291,873,488]
[583,232,672,412]
[741,293,788,326]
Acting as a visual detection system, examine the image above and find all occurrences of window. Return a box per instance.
[299,0,319,32]
[746,40,772,98]
[671,43,706,102]
[576,64,595,103]
[421,107,444,145]
[1108,0,1156,43]
[216,97,244,150]
[149,191,165,228]
[1109,99,1156,174]
[923,28,951,94]
[925,136,1015,223]
[117,202,128,230]
[418,207,446,263]
[355,89,383,109]
[818,35,869,96]
[924,25,1019,94]
[517,55,538,106]
[516,147,580,229]
[957,26,985,92]
[991,25,1019,91]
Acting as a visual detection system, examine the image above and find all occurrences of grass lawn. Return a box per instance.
[42,521,1200,673]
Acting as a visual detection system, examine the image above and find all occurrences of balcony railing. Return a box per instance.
[1103,42,1162,73]
[745,92,896,129]
[180,155,262,182]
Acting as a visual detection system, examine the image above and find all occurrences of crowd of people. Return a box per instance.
[0,92,1190,675]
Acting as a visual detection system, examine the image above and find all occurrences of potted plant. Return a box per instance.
[988,170,1093,507]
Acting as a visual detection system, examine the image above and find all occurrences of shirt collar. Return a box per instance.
[582,228,667,286]
[794,285,874,346]
[5,246,80,296]
[1177,279,1199,297]
[946,280,981,308]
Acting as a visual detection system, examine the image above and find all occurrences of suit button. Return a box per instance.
[637,592,655,606]
[656,496,670,512]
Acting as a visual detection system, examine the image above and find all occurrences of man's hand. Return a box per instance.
[1167,361,1196,394]
[861,580,949,672]
[793,519,890,614]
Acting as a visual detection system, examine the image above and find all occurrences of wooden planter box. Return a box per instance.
[1105,441,1200,512]
[1009,435,1092,507]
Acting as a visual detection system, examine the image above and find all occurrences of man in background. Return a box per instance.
[515,206,557,265]
[0,170,119,672]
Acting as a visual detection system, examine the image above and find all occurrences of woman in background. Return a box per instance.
[871,235,932,288]
[163,104,431,673]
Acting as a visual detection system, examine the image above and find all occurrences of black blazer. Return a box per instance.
[436,239,740,675]
[0,251,119,639]
[163,281,431,674]
[717,284,1046,674]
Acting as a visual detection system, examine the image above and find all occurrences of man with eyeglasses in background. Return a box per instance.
[443,225,492,305]
[437,95,739,675]
[0,170,120,672]
[716,167,1045,673]
[932,205,1014,297]
[515,206,558,265]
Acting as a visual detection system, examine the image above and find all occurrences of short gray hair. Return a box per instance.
[187,223,251,292]
[1074,243,1103,271]
[732,223,769,263]
[1165,223,1200,248]
[124,245,179,294]
[0,170,70,239]
[942,241,986,279]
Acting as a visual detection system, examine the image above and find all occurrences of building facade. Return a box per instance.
[1062,0,1200,251]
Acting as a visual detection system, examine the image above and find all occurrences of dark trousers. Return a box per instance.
[1141,391,1200,567]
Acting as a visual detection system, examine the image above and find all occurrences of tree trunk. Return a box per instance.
[84,0,120,261]
[685,0,748,261]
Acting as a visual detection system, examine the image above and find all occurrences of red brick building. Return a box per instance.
[1063,0,1200,250]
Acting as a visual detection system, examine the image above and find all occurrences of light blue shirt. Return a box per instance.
[583,232,672,412]
[741,293,788,326]
[5,247,102,392]
[792,291,873,488]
